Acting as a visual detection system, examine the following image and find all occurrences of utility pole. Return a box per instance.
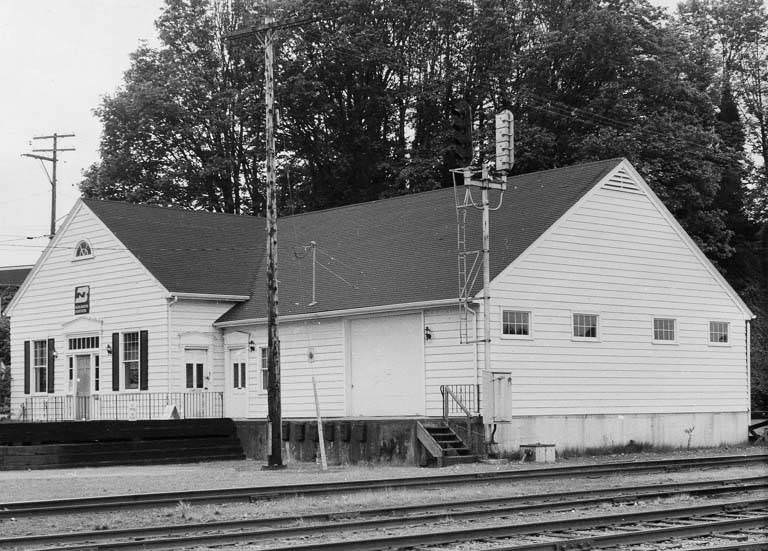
[454,110,513,381]
[227,15,312,468]
[22,133,75,238]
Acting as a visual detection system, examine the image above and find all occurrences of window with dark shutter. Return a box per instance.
[47,338,55,393]
[23,340,30,394]
[139,330,149,390]
[111,332,120,391]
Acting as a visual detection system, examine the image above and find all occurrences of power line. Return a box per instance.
[21,133,76,238]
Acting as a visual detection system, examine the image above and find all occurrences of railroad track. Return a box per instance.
[3,476,766,550]
[1,453,765,517]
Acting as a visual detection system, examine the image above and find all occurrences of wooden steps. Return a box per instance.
[0,419,244,470]
[416,421,476,467]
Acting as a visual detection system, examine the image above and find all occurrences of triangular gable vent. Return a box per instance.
[602,167,643,194]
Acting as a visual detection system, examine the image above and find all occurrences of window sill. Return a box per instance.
[500,334,533,341]
[72,255,94,262]
[707,342,731,348]
[571,337,600,343]
[651,340,678,345]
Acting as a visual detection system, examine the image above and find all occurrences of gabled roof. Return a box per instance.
[220,158,623,322]
[0,266,33,288]
[80,159,623,321]
[83,199,264,297]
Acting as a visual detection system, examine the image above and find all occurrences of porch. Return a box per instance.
[17,391,224,422]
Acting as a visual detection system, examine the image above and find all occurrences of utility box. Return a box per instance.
[483,371,513,422]
[520,443,556,463]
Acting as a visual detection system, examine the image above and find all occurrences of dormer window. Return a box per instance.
[74,240,93,260]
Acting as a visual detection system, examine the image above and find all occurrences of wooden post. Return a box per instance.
[264,19,284,468]
[312,376,327,470]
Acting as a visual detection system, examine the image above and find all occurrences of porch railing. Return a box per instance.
[19,392,224,422]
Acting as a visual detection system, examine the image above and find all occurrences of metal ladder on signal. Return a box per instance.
[455,187,482,344]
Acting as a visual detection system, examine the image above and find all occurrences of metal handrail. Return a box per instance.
[440,385,472,441]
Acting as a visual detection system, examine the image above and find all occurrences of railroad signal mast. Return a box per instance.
[454,110,514,379]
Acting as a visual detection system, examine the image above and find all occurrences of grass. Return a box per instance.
[557,440,663,459]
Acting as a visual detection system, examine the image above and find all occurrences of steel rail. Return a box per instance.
[484,515,768,550]
[9,482,768,550]
[254,500,768,551]
[1,453,765,517]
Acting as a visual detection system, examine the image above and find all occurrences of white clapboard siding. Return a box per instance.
[226,317,346,418]
[171,299,235,392]
[424,306,478,416]
[9,203,168,412]
[488,171,748,416]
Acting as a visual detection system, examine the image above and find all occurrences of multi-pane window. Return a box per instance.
[186,363,204,389]
[33,340,47,393]
[68,336,99,350]
[260,347,269,391]
[123,332,140,389]
[573,314,598,339]
[233,359,246,389]
[653,318,676,342]
[74,240,92,258]
[502,311,530,336]
[709,321,729,344]
[94,355,100,391]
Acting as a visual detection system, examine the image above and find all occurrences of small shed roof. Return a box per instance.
[83,158,623,322]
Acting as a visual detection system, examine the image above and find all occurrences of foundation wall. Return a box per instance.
[490,411,750,452]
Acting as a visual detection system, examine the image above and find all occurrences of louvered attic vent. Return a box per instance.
[602,168,643,194]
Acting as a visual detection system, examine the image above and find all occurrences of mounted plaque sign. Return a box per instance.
[74,285,90,315]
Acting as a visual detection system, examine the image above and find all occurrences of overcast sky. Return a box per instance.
[0,0,680,268]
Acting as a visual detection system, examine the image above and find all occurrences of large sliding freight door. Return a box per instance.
[348,313,424,416]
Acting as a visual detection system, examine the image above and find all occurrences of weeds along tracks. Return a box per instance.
[1,453,765,517]
[3,476,767,550]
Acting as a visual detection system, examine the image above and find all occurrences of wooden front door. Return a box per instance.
[75,354,91,420]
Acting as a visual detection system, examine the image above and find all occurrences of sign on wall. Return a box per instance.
[74,285,90,315]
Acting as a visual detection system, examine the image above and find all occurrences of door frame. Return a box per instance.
[344,311,426,416]
[225,345,250,418]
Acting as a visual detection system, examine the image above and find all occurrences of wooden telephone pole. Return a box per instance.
[227,15,312,468]
[22,133,75,238]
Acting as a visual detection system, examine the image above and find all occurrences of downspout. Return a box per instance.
[468,306,480,414]
[167,295,179,394]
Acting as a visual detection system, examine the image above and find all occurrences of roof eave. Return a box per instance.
[214,298,461,327]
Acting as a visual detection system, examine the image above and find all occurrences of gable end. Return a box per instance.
[601,166,644,195]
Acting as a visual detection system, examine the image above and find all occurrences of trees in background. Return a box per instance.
[81,0,768,409]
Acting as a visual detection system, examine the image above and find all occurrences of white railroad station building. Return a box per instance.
[4,158,754,451]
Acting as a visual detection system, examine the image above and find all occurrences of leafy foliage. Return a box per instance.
[80,0,768,408]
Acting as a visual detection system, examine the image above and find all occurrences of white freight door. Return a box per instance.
[348,313,424,416]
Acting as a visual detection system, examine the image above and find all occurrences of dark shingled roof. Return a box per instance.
[83,158,623,322]
[84,199,264,296]
[0,266,32,288]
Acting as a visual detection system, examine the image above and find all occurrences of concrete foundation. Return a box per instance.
[234,417,484,465]
[489,411,750,453]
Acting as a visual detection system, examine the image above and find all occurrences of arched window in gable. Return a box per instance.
[74,240,93,259]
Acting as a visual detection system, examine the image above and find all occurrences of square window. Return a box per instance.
[709,321,729,344]
[653,318,676,342]
[573,313,598,339]
[502,311,530,337]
